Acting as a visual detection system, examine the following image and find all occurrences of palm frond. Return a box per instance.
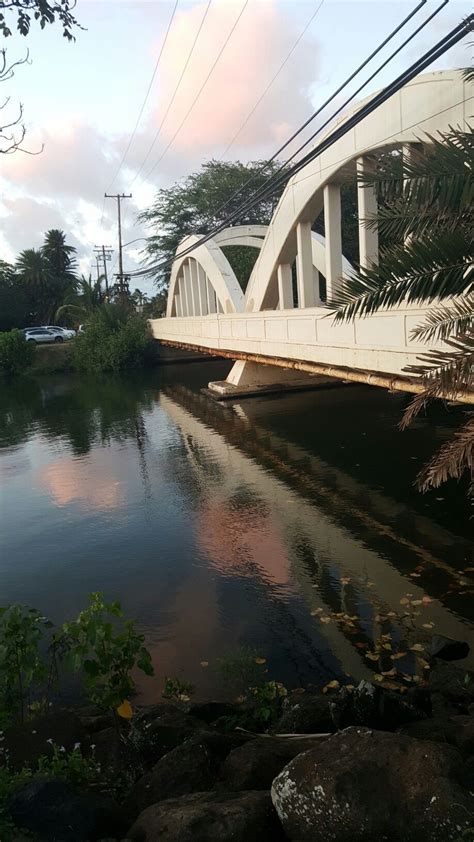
[400,332,474,428]
[411,296,474,343]
[415,414,473,493]
[332,229,473,321]
[358,130,474,210]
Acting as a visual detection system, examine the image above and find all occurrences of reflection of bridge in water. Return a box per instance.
[152,71,474,402]
[160,384,474,682]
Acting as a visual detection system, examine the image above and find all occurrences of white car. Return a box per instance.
[43,325,76,340]
[23,328,62,344]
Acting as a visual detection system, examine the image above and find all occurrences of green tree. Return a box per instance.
[0,260,30,329]
[73,305,152,373]
[15,230,77,323]
[0,0,81,39]
[139,159,288,292]
[334,128,473,494]
[56,273,101,325]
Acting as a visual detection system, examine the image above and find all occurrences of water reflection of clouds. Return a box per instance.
[39,452,125,511]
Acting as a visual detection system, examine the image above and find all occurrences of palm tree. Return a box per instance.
[131,288,149,312]
[42,229,77,283]
[56,274,104,324]
[333,128,473,493]
[16,248,45,285]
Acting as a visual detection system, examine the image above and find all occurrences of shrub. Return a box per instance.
[0,330,34,376]
[73,305,153,373]
[0,605,53,726]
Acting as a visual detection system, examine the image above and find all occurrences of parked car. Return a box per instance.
[43,325,76,340]
[23,328,63,344]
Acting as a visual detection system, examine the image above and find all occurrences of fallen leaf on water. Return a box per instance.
[311,608,324,616]
[381,680,402,691]
[410,573,421,578]
[366,653,379,661]
[417,658,430,670]
[291,687,306,695]
[355,642,368,649]
[117,700,133,720]
[200,661,209,668]
[422,596,433,605]
[410,644,425,652]
[346,684,355,692]
[367,582,375,588]
[386,611,397,618]
[320,616,332,624]
[322,680,340,694]
[383,643,392,651]
[373,674,384,682]
[381,668,397,677]
[391,652,407,661]
[422,623,435,629]
[464,567,474,573]
[255,657,267,665]
[400,598,410,606]
[340,577,351,585]
[411,600,422,606]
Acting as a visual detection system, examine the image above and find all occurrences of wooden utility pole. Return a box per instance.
[104,193,132,296]
[94,245,113,298]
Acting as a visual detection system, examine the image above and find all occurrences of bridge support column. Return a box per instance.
[196,264,208,315]
[208,360,336,400]
[357,156,378,270]
[296,222,319,307]
[175,293,182,317]
[323,183,343,301]
[277,263,293,310]
[207,279,217,314]
[178,275,188,316]
[189,260,201,315]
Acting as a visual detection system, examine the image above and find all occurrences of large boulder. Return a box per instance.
[430,635,470,662]
[274,693,334,734]
[271,727,473,841]
[2,710,85,772]
[124,730,249,821]
[400,715,474,756]
[127,791,285,841]
[8,779,124,841]
[219,735,329,791]
[129,705,204,763]
[429,661,474,714]
[330,679,428,731]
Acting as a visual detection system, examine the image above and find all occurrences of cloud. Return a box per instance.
[143,1,320,159]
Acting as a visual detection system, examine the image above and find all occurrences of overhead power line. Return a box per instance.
[130,13,472,279]
[144,0,249,182]
[106,0,179,191]
[206,0,429,223]
[132,0,212,187]
[220,0,326,160]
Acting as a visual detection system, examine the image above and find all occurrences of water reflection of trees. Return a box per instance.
[0,375,154,455]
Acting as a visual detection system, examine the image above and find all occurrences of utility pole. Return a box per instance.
[93,245,113,298]
[104,193,132,297]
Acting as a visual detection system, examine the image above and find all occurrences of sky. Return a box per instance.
[0,0,471,294]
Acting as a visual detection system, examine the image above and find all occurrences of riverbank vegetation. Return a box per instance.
[334,128,473,495]
[1,593,474,840]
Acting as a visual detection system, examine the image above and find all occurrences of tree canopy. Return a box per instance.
[0,0,81,39]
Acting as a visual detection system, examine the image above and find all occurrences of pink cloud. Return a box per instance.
[147,1,320,155]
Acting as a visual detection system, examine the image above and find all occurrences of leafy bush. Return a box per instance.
[0,330,34,376]
[73,305,153,373]
[162,676,195,702]
[59,592,154,712]
[0,605,53,726]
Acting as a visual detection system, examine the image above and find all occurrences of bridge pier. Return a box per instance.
[208,360,337,400]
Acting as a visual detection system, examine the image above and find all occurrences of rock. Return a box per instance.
[92,726,142,788]
[274,692,334,734]
[400,715,474,756]
[429,661,474,714]
[2,710,85,771]
[219,735,329,791]
[330,679,427,731]
[129,705,204,763]
[9,779,125,841]
[271,726,473,841]
[187,702,238,724]
[430,635,470,662]
[124,730,249,821]
[128,791,285,841]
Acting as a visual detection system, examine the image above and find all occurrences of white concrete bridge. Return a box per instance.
[150,70,473,399]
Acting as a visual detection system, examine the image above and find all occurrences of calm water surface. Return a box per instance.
[0,361,472,700]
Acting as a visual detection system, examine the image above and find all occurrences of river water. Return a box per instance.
[0,361,472,701]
